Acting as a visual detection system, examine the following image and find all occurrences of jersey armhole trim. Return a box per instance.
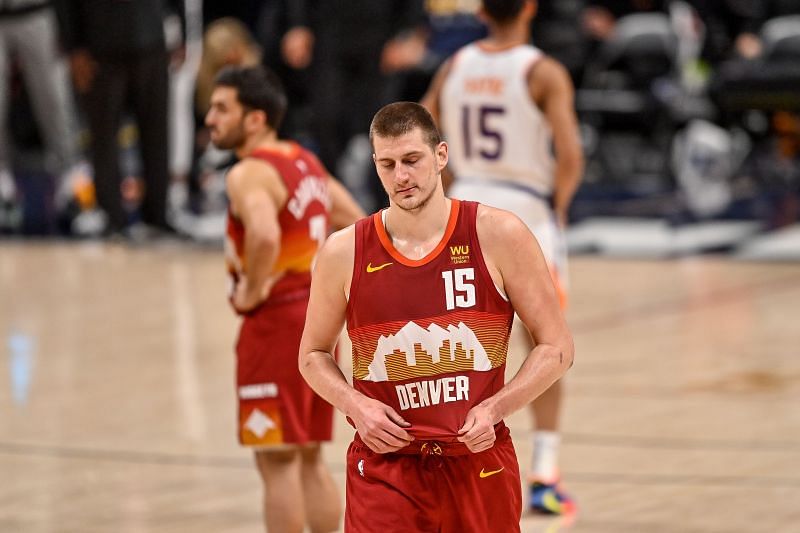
[345,220,365,313]
[468,202,513,307]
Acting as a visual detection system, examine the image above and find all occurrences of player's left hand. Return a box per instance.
[457,403,498,453]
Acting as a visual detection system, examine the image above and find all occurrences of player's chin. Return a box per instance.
[394,193,422,211]
[210,133,231,149]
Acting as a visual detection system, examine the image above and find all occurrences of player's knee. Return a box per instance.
[299,443,322,463]
[255,448,300,472]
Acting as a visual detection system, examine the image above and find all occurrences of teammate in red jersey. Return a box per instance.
[206,65,363,533]
[299,101,574,532]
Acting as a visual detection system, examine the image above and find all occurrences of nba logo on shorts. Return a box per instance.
[358,459,365,477]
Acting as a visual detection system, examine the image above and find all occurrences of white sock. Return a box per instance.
[531,431,560,483]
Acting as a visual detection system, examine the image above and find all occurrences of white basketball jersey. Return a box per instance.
[440,43,554,195]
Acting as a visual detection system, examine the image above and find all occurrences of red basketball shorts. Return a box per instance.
[235,295,333,447]
[345,429,522,532]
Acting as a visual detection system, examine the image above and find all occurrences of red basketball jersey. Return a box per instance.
[347,200,514,441]
[226,143,331,302]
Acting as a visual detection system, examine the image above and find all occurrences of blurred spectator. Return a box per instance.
[582,0,668,43]
[169,16,260,242]
[202,0,261,34]
[196,17,261,120]
[56,0,185,237]
[725,0,800,60]
[693,0,766,63]
[701,0,800,225]
[0,0,83,231]
[285,0,427,212]
[167,0,202,225]
[254,0,317,143]
[532,0,587,83]
[424,0,486,60]
[396,0,487,102]
[705,0,800,117]
[580,0,676,91]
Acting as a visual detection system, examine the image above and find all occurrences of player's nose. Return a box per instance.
[393,165,410,183]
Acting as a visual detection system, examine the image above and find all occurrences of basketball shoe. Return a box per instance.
[529,478,576,516]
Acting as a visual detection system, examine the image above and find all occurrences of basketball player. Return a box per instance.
[421,0,584,514]
[206,65,364,533]
[299,102,574,532]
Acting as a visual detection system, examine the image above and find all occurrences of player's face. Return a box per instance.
[372,128,448,212]
[205,86,247,150]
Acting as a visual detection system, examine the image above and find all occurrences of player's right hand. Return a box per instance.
[350,397,414,454]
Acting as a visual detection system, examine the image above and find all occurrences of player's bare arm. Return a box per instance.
[299,228,414,454]
[327,176,366,230]
[226,159,286,312]
[420,57,453,125]
[457,205,574,452]
[530,58,584,227]
[420,59,457,190]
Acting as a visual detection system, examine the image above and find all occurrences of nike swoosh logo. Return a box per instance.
[479,467,504,478]
[366,262,393,273]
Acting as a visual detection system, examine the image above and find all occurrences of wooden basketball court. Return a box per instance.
[1,241,798,532]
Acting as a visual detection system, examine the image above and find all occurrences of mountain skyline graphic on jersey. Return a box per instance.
[364,321,491,382]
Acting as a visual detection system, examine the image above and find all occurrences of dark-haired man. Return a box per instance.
[299,101,574,532]
[206,65,363,533]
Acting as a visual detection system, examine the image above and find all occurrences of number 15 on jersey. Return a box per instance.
[442,268,476,310]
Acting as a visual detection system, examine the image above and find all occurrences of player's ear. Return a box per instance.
[244,108,268,132]
[436,141,448,171]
